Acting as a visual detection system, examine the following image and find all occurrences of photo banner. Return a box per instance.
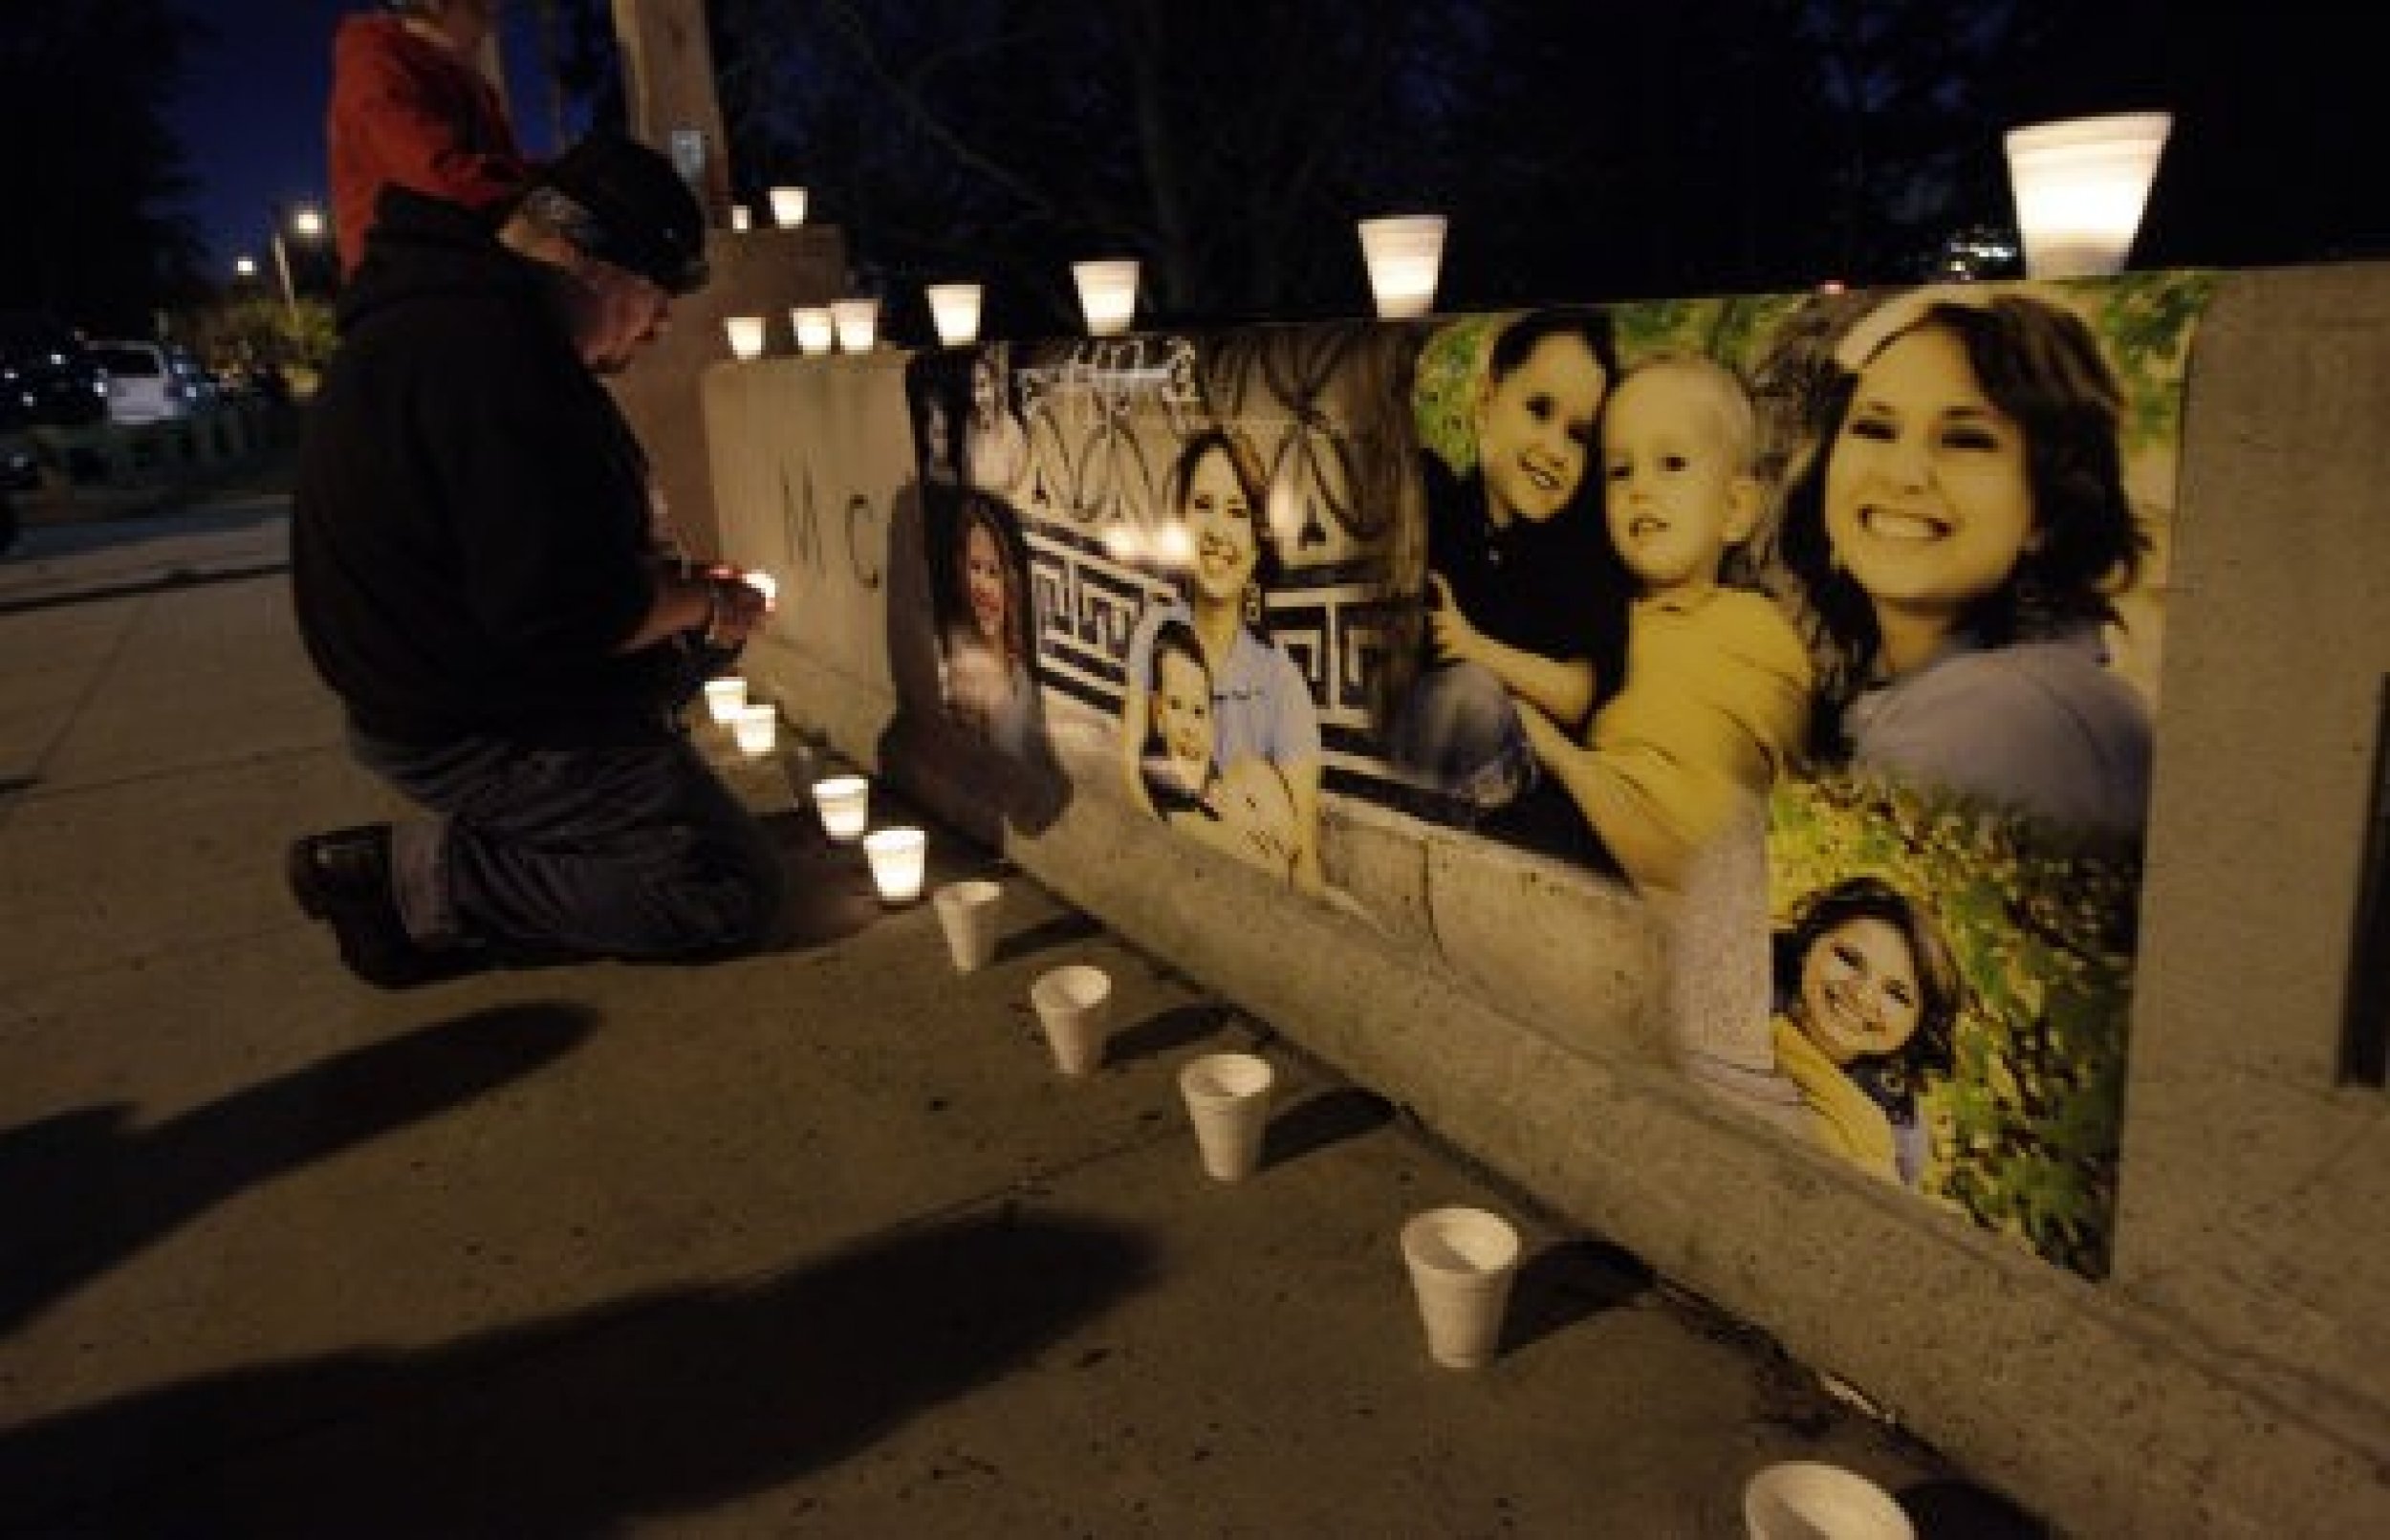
[903,273,2215,1276]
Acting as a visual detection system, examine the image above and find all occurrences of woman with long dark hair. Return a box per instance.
[941,491,1039,757]
[1119,426,1323,892]
[1771,875,1963,1186]
[1776,288,2151,836]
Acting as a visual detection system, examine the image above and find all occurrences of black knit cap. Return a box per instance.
[532,133,709,295]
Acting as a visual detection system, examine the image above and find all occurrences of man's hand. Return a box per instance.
[700,567,771,647]
[615,563,776,655]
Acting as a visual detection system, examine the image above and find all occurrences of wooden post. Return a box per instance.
[597,0,848,561]
[610,0,736,227]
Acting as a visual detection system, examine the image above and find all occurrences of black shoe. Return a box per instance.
[286,825,482,990]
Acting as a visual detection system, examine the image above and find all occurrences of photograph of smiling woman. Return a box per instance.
[1768,875,1963,1187]
[1115,426,1326,894]
[1773,287,2152,840]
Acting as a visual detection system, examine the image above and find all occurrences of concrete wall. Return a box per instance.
[696,267,2390,1536]
[609,223,849,560]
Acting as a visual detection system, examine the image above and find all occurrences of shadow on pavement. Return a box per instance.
[1261,1086,1397,1170]
[0,1207,1156,1537]
[760,810,888,949]
[1900,1476,2053,1537]
[1107,1002,1235,1067]
[1500,1237,1656,1356]
[0,1003,598,1338]
[993,908,1104,967]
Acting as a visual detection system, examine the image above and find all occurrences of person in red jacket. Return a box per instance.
[327,0,527,275]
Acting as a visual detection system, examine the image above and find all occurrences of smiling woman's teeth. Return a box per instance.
[1863,507,1944,541]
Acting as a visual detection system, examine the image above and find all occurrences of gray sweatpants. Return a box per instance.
[351,725,786,961]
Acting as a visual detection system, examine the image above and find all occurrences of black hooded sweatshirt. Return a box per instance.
[292,187,689,747]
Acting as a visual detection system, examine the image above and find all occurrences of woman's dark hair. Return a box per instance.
[1779,293,2144,718]
[1486,306,1621,400]
[1771,874,1962,1111]
[947,489,1032,673]
[1166,425,1282,632]
[1448,306,1634,711]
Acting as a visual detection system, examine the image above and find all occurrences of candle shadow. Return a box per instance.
[1497,1237,1654,1356]
[0,1003,597,1337]
[1105,1003,1237,1067]
[1259,1086,1398,1170]
[1896,1477,2051,1538]
[992,908,1103,965]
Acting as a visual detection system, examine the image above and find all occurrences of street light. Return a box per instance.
[269,203,326,324]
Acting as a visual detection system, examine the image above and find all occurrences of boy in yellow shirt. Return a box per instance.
[1519,353,1812,894]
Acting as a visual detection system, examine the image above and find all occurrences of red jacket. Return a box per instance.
[327,14,528,275]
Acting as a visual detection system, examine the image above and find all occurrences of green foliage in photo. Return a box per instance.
[1611,293,1814,378]
[1770,771,2141,1278]
[1409,312,1509,477]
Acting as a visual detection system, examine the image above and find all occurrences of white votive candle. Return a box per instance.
[863,826,927,903]
[1357,215,1448,320]
[1071,259,1140,336]
[793,307,836,356]
[925,282,984,347]
[813,775,870,842]
[703,677,748,725]
[732,703,777,755]
[831,297,880,354]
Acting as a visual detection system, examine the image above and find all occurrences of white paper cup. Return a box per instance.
[1030,964,1112,1076]
[702,677,747,725]
[1399,1205,1521,1368]
[1743,1462,1914,1540]
[831,297,880,353]
[1357,215,1447,320]
[1071,259,1139,336]
[793,306,836,356]
[862,826,927,903]
[1178,1052,1276,1182]
[933,878,1002,972]
[725,315,768,358]
[925,282,983,347]
[731,703,777,755]
[813,775,869,842]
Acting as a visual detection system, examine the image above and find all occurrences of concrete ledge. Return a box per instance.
[712,265,2390,1533]
[743,628,2388,1535]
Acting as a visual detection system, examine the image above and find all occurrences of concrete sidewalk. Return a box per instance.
[0,573,2041,1536]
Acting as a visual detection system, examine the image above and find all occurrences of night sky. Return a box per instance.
[168,0,569,272]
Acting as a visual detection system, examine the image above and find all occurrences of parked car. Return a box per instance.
[0,312,108,429]
[90,340,213,424]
